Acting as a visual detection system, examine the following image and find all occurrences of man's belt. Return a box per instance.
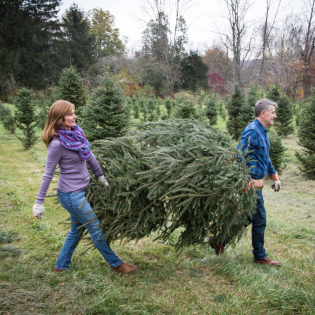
[251,178,264,189]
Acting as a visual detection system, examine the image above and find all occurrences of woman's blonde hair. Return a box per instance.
[42,100,75,147]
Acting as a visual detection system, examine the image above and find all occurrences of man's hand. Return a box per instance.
[32,202,45,219]
[271,172,281,192]
[97,175,109,188]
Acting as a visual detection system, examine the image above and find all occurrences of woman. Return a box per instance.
[32,100,137,274]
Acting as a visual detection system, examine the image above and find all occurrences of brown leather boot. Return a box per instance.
[210,240,225,255]
[254,256,281,266]
[54,267,64,272]
[111,262,138,274]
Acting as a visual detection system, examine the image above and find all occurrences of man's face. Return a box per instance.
[261,105,276,127]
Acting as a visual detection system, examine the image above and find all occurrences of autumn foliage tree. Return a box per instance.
[88,8,126,58]
[202,47,233,90]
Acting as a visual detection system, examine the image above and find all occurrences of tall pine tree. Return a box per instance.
[81,70,129,141]
[15,87,38,149]
[0,0,62,95]
[61,4,96,71]
[180,50,209,93]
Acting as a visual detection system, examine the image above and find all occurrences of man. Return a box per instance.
[211,98,281,266]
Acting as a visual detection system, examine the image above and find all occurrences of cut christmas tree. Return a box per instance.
[86,119,257,250]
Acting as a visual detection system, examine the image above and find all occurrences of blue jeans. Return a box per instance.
[247,189,267,260]
[55,189,122,270]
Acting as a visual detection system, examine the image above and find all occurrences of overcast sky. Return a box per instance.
[59,0,303,55]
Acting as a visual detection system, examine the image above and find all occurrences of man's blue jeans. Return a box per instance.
[55,189,122,270]
[217,189,267,260]
[246,189,267,260]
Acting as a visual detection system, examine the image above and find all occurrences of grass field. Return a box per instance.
[0,112,315,314]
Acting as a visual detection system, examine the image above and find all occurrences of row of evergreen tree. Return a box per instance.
[1,67,314,179]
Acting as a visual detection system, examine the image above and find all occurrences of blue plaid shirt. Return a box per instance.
[237,119,276,179]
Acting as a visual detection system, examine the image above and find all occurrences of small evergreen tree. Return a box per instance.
[268,130,287,174]
[156,102,161,117]
[175,100,197,119]
[247,84,258,107]
[15,88,39,149]
[142,106,148,122]
[133,102,140,119]
[296,90,315,179]
[81,70,129,141]
[239,102,254,132]
[274,96,294,137]
[165,98,173,118]
[147,94,156,114]
[204,95,218,125]
[0,103,12,121]
[138,98,145,110]
[132,95,137,110]
[266,84,281,102]
[59,67,87,116]
[148,112,157,122]
[3,113,16,134]
[227,84,246,140]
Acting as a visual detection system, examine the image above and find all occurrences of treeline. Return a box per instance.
[2,0,315,101]
[2,64,315,182]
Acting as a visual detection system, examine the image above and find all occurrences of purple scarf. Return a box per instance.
[56,124,92,160]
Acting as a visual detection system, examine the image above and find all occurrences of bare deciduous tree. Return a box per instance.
[218,0,255,86]
[290,0,315,97]
[138,0,197,97]
[258,0,282,83]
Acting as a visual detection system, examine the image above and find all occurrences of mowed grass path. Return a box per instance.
[0,121,315,315]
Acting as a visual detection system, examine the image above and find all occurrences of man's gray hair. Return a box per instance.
[255,98,277,117]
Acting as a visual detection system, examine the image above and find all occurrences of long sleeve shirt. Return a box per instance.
[36,139,103,203]
[237,118,276,179]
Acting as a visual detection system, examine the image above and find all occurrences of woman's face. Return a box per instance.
[63,108,77,130]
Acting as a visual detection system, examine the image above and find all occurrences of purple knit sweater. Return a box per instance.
[36,139,103,204]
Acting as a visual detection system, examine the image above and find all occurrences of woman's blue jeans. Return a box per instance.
[55,189,122,270]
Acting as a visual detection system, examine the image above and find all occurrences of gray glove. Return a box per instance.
[32,202,45,219]
[97,175,109,188]
[271,180,281,192]
[271,172,281,192]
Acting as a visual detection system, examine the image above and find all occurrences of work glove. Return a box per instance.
[32,202,45,219]
[271,172,281,192]
[97,175,109,188]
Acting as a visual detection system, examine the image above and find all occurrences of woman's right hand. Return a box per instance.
[32,202,45,219]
